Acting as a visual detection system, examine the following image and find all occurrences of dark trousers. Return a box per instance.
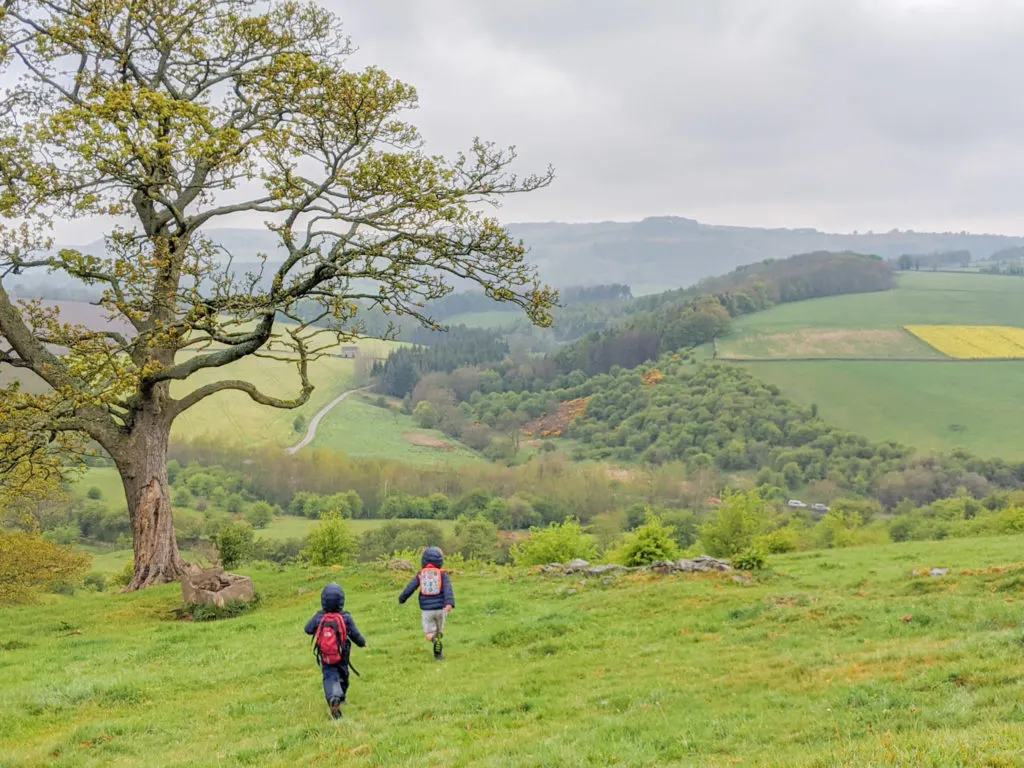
[321,663,350,704]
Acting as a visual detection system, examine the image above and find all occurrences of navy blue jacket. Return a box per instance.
[305,584,366,663]
[398,547,455,611]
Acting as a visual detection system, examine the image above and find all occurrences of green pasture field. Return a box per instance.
[739,360,1024,458]
[3,535,1024,766]
[729,271,1024,341]
[308,395,484,466]
[171,339,398,448]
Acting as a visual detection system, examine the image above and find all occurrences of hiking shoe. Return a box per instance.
[433,632,444,660]
[329,698,343,720]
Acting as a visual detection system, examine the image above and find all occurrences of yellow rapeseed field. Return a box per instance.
[905,325,1024,359]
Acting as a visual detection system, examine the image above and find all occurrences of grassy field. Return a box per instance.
[4,535,1024,766]
[716,272,1024,457]
[720,328,941,360]
[739,360,1024,457]
[73,467,126,508]
[171,339,397,449]
[309,396,484,466]
[729,272,1024,339]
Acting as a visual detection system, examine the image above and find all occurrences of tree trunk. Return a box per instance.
[116,411,184,591]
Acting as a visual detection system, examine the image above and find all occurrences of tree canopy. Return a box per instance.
[0,0,554,588]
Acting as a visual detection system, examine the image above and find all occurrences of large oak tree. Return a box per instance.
[0,0,554,589]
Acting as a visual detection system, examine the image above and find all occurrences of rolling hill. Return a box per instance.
[24,218,1024,300]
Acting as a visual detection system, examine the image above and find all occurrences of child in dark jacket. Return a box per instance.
[398,546,455,661]
[304,583,366,719]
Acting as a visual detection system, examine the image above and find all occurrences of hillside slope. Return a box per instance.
[510,217,1024,292]
[3,536,1024,766]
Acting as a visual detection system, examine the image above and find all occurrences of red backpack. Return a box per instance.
[313,612,348,666]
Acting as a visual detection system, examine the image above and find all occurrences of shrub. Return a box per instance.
[0,531,91,604]
[86,486,103,501]
[462,423,492,451]
[215,522,256,568]
[612,514,680,566]
[701,491,765,557]
[183,591,262,622]
[43,524,81,546]
[246,501,275,529]
[173,488,194,509]
[731,549,767,571]
[452,516,502,562]
[756,527,801,554]
[175,517,205,546]
[302,511,355,566]
[813,509,864,549]
[293,414,307,434]
[357,521,447,562]
[252,537,307,564]
[83,572,107,592]
[998,506,1024,534]
[413,401,440,429]
[225,493,246,515]
[511,517,597,566]
[111,560,135,589]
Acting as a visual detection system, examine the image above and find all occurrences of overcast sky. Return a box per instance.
[325,0,1024,235]
[27,0,1024,242]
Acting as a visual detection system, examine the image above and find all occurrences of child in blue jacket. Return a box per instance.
[398,547,455,660]
[304,583,366,719]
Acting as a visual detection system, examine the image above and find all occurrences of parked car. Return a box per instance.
[787,499,807,508]
[812,503,830,513]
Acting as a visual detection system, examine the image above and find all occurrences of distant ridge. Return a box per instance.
[27,217,1024,298]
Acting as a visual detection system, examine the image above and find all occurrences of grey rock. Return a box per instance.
[181,566,255,608]
[566,588,578,596]
[929,568,949,577]
[732,574,753,585]
[674,555,733,573]
[601,577,616,586]
[585,564,630,577]
[564,559,591,573]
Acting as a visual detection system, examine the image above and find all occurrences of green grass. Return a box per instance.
[731,271,1024,338]
[73,467,125,508]
[717,272,1024,457]
[79,547,204,575]
[309,396,484,466]
[4,535,1024,766]
[171,339,399,448]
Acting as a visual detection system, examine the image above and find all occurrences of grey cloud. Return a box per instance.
[331,0,1024,232]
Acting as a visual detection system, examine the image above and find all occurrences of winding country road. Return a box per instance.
[286,385,371,455]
